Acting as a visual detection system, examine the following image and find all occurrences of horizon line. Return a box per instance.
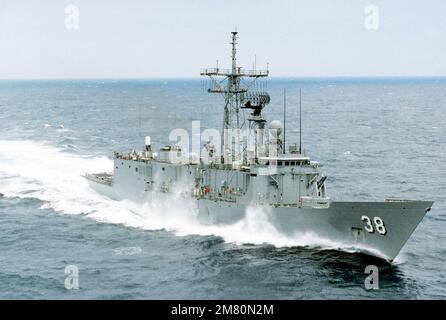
[1,75,446,81]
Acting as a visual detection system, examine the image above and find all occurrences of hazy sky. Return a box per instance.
[1,0,445,79]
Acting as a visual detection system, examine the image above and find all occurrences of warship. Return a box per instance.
[85,32,433,262]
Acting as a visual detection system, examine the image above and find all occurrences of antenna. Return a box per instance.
[231,31,238,75]
[138,105,142,137]
[283,88,286,153]
[299,88,302,154]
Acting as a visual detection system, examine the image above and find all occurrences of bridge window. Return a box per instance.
[285,161,290,166]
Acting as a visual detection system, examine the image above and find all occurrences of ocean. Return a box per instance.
[0,78,445,299]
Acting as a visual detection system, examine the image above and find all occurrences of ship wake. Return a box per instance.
[0,139,387,258]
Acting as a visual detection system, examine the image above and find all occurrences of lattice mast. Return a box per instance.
[200,31,270,164]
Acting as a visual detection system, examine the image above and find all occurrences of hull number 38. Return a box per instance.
[361,216,387,235]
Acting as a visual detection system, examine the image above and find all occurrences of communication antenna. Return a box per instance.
[138,105,142,137]
[283,88,286,153]
[299,88,302,153]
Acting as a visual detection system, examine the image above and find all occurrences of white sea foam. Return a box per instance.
[392,253,407,265]
[0,139,380,256]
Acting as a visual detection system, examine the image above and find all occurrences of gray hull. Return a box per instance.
[197,198,432,261]
[85,175,431,262]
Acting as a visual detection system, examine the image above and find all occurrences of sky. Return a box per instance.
[0,0,445,79]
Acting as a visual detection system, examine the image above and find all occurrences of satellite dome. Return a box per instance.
[269,120,283,135]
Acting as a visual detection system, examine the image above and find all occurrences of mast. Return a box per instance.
[230,31,239,154]
[201,32,269,165]
[231,31,237,75]
[283,88,286,154]
[299,88,302,153]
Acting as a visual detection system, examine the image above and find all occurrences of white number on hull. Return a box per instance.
[361,216,374,233]
[373,217,387,235]
[361,215,387,235]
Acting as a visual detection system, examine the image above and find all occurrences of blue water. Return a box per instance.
[0,78,445,299]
